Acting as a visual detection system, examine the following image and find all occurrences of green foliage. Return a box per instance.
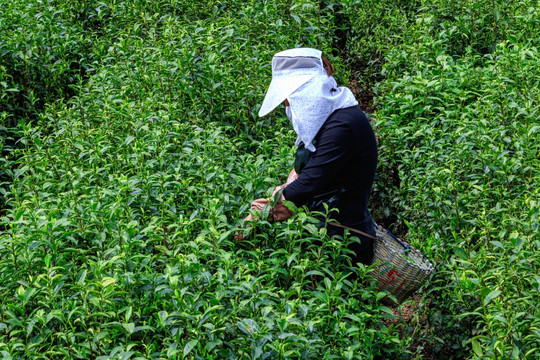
[414,0,538,57]
[371,1,540,358]
[0,0,539,358]
[340,0,421,86]
[0,0,95,127]
[0,0,409,359]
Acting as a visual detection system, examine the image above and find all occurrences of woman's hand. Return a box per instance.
[236,169,298,241]
[234,198,269,241]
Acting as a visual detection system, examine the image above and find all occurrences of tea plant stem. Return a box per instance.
[10,233,18,271]
[453,188,461,231]
[159,75,166,104]
[45,147,60,181]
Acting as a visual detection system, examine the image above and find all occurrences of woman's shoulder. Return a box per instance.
[329,105,367,121]
[318,105,375,144]
[324,106,369,129]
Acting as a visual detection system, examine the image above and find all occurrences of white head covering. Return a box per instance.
[259,48,358,151]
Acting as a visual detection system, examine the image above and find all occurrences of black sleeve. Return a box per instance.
[283,120,353,206]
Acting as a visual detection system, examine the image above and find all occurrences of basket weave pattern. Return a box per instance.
[370,224,434,303]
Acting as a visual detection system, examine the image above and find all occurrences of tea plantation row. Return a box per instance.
[1,0,539,359]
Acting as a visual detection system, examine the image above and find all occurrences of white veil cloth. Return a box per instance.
[259,48,358,151]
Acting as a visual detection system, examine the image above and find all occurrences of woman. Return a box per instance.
[247,48,378,265]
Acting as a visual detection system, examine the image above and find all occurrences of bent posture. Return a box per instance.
[250,48,378,265]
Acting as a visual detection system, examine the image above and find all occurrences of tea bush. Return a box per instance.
[0,1,410,359]
[1,0,539,359]
[0,0,83,227]
[0,0,96,127]
[339,0,421,87]
[371,0,539,358]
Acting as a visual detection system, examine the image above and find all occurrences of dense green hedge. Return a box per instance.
[1,1,406,359]
[371,0,539,358]
[0,1,94,127]
[1,0,539,359]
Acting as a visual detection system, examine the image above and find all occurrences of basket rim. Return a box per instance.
[372,224,434,272]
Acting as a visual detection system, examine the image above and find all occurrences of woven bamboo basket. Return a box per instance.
[370,223,434,304]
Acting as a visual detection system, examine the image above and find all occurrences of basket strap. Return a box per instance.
[314,217,378,241]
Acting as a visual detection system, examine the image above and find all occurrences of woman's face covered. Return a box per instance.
[285,104,300,135]
[259,48,358,151]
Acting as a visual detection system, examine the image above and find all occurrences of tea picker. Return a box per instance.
[239,48,433,303]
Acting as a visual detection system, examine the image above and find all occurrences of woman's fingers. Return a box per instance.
[250,198,269,210]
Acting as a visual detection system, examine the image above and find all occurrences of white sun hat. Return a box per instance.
[259,48,359,151]
[258,48,327,117]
